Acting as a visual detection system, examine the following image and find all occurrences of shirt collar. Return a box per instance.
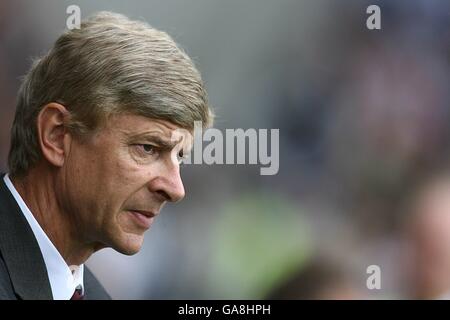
[3,174,84,300]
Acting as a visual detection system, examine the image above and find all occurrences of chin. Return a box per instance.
[112,233,145,255]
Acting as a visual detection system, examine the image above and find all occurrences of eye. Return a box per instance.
[140,144,156,155]
[177,149,186,165]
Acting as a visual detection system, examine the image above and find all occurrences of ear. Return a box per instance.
[37,103,72,168]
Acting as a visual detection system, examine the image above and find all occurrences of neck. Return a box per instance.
[10,167,96,266]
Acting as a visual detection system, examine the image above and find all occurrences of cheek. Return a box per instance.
[67,140,155,221]
[64,142,123,218]
[114,146,158,189]
[98,148,154,214]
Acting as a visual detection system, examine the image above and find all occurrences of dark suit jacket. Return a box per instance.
[0,174,111,300]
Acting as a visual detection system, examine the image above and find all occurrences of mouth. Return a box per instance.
[126,210,158,229]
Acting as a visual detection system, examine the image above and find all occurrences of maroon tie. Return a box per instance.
[71,285,84,300]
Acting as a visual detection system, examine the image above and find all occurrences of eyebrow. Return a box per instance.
[128,132,183,150]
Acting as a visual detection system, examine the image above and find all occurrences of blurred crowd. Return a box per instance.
[1,0,450,299]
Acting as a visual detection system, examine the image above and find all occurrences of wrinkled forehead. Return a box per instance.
[103,113,194,150]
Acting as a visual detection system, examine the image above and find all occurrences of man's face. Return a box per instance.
[59,114,191,255]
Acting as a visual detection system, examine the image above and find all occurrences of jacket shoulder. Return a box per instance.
[0,252,17,300]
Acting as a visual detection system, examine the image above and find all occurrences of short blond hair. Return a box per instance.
[8,11,213,177]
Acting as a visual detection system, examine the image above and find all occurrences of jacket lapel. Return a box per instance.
[0,174,53,299]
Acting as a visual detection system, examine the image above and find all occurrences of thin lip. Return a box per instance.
[128,209,158,218]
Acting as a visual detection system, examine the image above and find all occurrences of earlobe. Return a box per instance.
[37,103,71,168]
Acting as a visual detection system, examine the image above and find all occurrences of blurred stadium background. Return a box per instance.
[1,0,450,299]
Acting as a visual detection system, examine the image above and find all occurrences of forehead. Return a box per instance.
[101,114,182,138]
[104,114,182,134]
[95,113,193,149]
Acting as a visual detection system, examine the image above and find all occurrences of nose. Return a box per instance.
[153,161,185,203]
